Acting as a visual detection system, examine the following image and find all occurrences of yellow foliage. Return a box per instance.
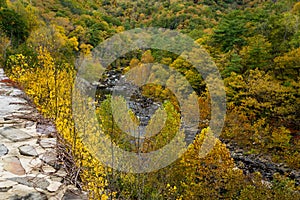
[80,43,94,57]
[68,37,79,51]
[8,47,110,199]
[292,2,300,14]
[174,127,245,199]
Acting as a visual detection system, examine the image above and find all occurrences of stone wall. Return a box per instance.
[0,69,87,200]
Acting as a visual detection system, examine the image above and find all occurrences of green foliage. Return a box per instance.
[212,10,247,52]
[60,0,85,15]
[240,35,272,70]
[0,8,29,46]
[222,52,243,76]
[0,0,7,8]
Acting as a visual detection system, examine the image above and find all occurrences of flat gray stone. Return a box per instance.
[0,119,23,124]
[0,95,26,117]
[56,169,67,177]
[8,176,50,190]
[36,123,56,135]
[0,143,8,156]
[9,192,47,200]
[47,181,62,192]
[63,189,88,200]
[50,176,63,183]
[25,121,36,128]
[7,122,26,129]
[42,164,56,173]
[0,127,32,142]
[0,180,17,192]
[39,138,56,148]
[18,144,38,157]
[40,150,57,166]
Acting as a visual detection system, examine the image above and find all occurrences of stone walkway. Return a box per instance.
[0,68,87,200]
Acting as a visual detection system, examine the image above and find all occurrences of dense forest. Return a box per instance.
[0,0,300,199]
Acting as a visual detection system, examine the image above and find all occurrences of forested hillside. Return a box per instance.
[0,0,299,199]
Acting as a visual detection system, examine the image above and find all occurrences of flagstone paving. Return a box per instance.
[0,68,87,200]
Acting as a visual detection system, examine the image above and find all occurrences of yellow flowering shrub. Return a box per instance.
[8,47,110,199]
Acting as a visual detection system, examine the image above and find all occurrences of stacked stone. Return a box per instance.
[0,69,87,200]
